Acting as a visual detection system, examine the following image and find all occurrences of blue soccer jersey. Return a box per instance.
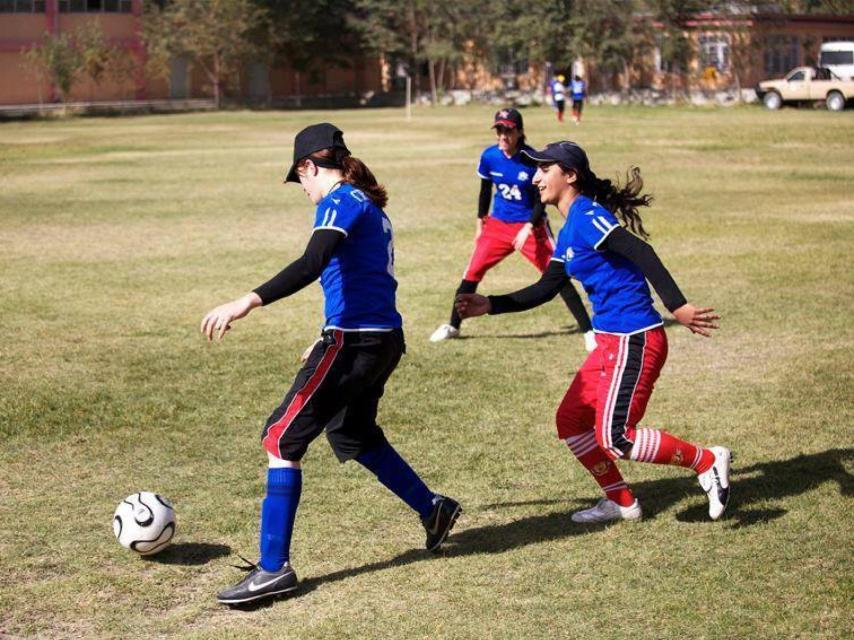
[552,195,662,334]
[477,144,539,224]
[571,79,586,100]
[313,183,402,331]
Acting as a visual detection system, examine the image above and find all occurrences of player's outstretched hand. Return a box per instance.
[672,303,720,337]
[455,293,491,319]
[201,292,262,342]
[512,223,532,251]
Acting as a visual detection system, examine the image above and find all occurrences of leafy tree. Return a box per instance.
[568,0,640,91]
[350,0,486,103]
[22,31,81,105]
[142,0,269,108]
[22,22,124,106]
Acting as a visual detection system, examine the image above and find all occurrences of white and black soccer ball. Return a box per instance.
[113,492,176,555]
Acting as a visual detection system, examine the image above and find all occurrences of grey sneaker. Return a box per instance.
[697,446,732,520]
[571,498,642,523]
[217,558,298,605]
[422,495,462,552]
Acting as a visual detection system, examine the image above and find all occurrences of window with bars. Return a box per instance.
[698,34,730,72]
[58,0,132,12]
[0,0,46,12]
[764,35,799,75]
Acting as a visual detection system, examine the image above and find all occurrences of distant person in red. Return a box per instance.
[431,109,595,351]
[456,140,732,523]
[570,75,586,125]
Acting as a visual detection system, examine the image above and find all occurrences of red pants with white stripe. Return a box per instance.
[463,216,555,282]
[556,327,667,458]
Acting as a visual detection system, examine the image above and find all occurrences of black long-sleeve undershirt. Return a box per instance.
[604,227,686,312]
[252,229,344,305]
[477,178,491,219]
[488,226,687,315]
[477,178,546,226]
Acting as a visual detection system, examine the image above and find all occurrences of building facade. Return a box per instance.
[0,0,384,106]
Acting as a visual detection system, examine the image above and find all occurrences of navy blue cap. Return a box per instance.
[521,141,590,176]
[492,108,523,130]
[285,123,350,183]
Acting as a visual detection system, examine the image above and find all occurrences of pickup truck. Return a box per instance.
[756,66,854,111]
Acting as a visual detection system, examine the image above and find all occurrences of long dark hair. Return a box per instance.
[575,166,653,239]
[299,147,388,208]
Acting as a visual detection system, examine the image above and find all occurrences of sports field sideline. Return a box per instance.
[1,104,852,639]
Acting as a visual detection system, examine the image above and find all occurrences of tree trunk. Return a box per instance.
[213,54,221,109]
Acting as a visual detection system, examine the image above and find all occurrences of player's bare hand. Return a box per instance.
[455,293,491,319]
[474,217,484,241]
[513,224,533,251]
[672,304,720,337]
[201,292,262,342]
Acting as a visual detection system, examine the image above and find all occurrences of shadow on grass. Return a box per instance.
[226,447,853,608]
[144,542,231,566]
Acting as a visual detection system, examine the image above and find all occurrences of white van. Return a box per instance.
[819,41,854,80]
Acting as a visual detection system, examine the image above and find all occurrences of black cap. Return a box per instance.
[491,108,523,130]
[521,141,590,176]
[285,122,350,183]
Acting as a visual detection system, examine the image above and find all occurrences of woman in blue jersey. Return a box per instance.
[201,123,461,605]
[430,108,595,352]
[456,141,732,524]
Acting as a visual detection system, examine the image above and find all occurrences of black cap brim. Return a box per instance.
[521,148,561,164]
[284,163,300,183]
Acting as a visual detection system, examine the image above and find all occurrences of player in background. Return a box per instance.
[202,123,461,605]
[456,140,731,524]
[549,74,567,122]
[570,75,586,125]
[430,109,595,352]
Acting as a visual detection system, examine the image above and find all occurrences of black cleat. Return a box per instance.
[217,558,298,605]
[422,495,462,552]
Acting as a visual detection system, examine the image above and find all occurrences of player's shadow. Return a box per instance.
[143,542,231,566]
[227,448,852,607]
[301,448,852,589]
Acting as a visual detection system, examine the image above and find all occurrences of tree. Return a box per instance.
[568,0,640,91]
[22,31,82,105]
[349,0,486,104]
[141,0,269,108]
[21,22,125,107]
[643,0,709,97]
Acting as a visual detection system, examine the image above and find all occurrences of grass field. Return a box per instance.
[1,104,853,639]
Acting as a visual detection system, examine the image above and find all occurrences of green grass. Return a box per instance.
[1,104,853,639]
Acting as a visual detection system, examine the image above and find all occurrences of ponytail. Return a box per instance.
[580,166,652,240]
[300,147,388,209]
[339,154,388,209]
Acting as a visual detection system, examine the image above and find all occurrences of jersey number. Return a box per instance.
[381,217,395,277]
[497,183,522,201]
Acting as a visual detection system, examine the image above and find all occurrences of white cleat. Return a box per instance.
[571,498,642,523]
[697,446,732,520]
[430,324,460,342]
[583,330,597,353]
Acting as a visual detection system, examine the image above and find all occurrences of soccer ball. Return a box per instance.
[113,492,176,555]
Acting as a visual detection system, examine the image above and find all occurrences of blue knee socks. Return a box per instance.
[357,443,435,519]
[259,467,302,572]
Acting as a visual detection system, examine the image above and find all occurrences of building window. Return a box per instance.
[0,0,45,11]
[764,35,799,75]
[698,34,730,72]
[59,0,131,11]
